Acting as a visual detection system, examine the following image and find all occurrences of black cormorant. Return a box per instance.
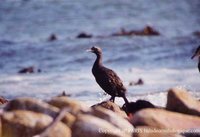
[122,100,155,115]
[191,45,200,72]
[87,46,129,104]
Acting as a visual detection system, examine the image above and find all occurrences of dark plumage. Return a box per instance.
[191,45,200,72]
[122,100,156,115]
[87,46,129,104]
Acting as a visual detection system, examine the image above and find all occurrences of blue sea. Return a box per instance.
[0,0,200,106]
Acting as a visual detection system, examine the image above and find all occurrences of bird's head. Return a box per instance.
[191,45,200,59]
[86,46,102,55]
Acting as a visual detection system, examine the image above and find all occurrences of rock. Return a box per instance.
[129,78,144,86]
[166,88,200,116]
[142,26,160,36]
[133,126,182,137]
[89,107,133,136]
[0,96,8,105]
[18,66,34,73]
[60,111,76,128]
[4,97,75,127]
[48,96,81,109]
[18,66,41,74]
[91,101,127,118]
[4,97,59,118]
[122,100,156,115]
[111,26,160,37]
[48,96,88,114]
[1,110,71,137]
[48,34,57,41]
[131,108,200,130]
[72,114,130,137]
[193,31,200,37]
[76,32,92,38]
[48,96,90,127]
[112,28,133,36]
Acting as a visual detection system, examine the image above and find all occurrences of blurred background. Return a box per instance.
[0,0,200,106]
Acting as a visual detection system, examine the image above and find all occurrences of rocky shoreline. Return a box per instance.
[0,87,200,137]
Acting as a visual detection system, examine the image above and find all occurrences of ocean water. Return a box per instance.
[0,0,200,106]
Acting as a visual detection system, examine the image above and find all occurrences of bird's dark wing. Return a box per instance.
[100,67,126,94]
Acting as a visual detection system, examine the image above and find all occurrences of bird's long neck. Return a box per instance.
[93,53,103,69]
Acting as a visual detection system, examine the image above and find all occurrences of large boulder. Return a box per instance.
[131,108,200,130]
[4,98,75,127]
[89,107,133,136]
[4,98,59,118]
[47,96,88,114]
[48,96,81,109]
[71,114,131,137]
[1,110,71,137]
[166,88,200,116]
[92,101,127,118]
